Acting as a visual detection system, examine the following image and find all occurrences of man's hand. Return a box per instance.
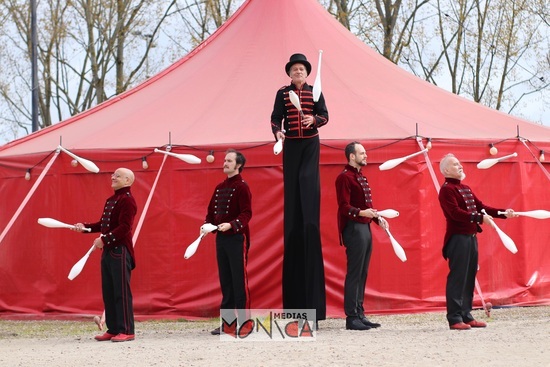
[93,236,104,250]
[302,115,316,128]
[377,217,389,230]
[217,223,231,232]
[360,208,378,218]
[72,223,86,232]
[503,209,518,218]
[482,213,494,225]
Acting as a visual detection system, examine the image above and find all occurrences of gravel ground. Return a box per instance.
[0,306,548,367]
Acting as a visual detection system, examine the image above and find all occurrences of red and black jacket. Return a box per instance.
[270,82,328,139]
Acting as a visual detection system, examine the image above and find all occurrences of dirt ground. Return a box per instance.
[0,306,548,367]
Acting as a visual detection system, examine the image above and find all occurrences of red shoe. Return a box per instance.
[94,332,116,341]
[466,320,487,328]
[111,333,135,342]
[238,321,254,336]
[449,322,471,330]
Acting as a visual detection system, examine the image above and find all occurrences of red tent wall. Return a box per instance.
[1,139,549,318]
[2,0,550,157]
[1,0,549,317]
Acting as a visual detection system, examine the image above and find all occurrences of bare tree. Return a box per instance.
[0,0,178,135]
[372,0,431,62]
[323,0,430,63]
[321,0,548,121]
[325,0,352,29]
[425,0,549,115]
[173,0,240,48]
[207,0,237,28]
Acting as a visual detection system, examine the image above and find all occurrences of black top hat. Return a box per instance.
[285,53,312,76]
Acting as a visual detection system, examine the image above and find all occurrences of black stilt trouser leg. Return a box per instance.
[282,136,326,321]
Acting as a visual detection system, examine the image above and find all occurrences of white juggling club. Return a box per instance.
[312,50,323,102]
[497,210,550,219]
[377,209,399,219]
[288,90,305,119]
[384,228,407,262]
[184,234,204,260]
[273,139,283,155]
[274,128,286,155]
[482,210,518,254]
[474,277,491,317]
[184,223,218,259]
[57,145,100,173]
[379,149,429,171]
[477,152,517,169]
[68,244,95,280]
[38,217,91,232]
[154,148,201,164]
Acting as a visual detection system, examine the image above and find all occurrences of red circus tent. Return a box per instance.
[1,0,549,319]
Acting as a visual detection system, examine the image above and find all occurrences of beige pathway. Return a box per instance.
[0,306,548,367]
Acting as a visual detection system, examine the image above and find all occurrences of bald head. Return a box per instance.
[112,168,135,190]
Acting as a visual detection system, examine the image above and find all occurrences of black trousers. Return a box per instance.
[342,221,372,317]
[216,233,249,322]
[282,136,326,321]
[444,234,478,325]
[101,245,134,335]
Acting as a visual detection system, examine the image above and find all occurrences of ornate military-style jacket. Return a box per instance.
[438,177,505,258]
[270,82,328,139]
[205,173,252,248]
[85,186,137,262]
[335,164,380,244]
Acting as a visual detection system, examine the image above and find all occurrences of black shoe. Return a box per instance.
[210,327,220,335]
[346,317,371,331]
[360,315,381,328]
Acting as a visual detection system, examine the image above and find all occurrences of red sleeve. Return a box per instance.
[475,194,507,219]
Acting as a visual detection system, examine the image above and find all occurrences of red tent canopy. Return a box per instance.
[2,0,549,155]
[1,0,549,319]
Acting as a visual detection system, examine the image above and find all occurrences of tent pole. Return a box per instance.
[416,138,440,194]
[132,154,168,244]
[519,138,550,182]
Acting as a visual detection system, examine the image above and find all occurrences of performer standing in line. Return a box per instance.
[335,142,387,331]
[204,149,252,335]
[73,168,137,342]
[270,53,329,325]
[438,153,517,330]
